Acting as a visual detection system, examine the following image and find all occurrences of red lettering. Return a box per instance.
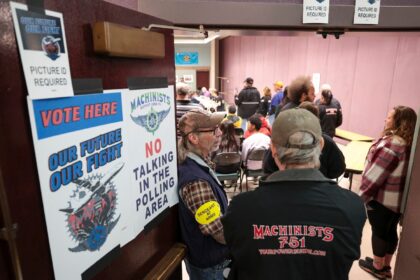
[52,109,63,125]
[73,106,80,121]
[253,225,264,239]
[94,103,101,117]
[145,141,153,158]
[63,107,72,122]
[270,226,278,236]
[41,110,52,127]
[110,102,117,115]
[85,104,94,119]
[154,138,162,153]
[102,102,110,115]
[322,227,334,242]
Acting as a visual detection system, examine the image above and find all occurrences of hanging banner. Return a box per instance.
[303,0,330,24]
[28,92,133,280]
[10,2,73,99]
[354,0,380,25]
[175,51,199,65]
[122,86,178,235]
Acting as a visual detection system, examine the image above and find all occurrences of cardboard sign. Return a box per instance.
[303,0,330,24]
[11,2,73,99]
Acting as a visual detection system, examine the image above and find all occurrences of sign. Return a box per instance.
[303,0,330,24]
[175,51,199,65]
[354,0,380,25]
[122,86,178,234]
[28,93,132,279]
[27,87,178,279]
[11,2,73,99]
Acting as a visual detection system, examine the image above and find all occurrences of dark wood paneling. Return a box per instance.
[0,0,179,279]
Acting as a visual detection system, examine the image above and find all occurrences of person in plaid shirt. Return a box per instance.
[359,106,417,279]
[177,108,230,280]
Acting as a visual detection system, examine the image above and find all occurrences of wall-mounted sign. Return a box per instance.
[303,0,330,24]
[10,2,73,99]
[123,86,178,235]
[27,86,178,279]
[354,0,380,25]
[175,51,199,65]
[183,74,193,83]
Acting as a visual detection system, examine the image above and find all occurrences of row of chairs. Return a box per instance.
[213,147,267,192]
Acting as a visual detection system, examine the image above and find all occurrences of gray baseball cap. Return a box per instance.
[272,108,322,149]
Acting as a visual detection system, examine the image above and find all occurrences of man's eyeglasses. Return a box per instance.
[184,125,219,136]
[195,126,220,135]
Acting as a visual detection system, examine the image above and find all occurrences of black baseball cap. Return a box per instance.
[244,77,254,84]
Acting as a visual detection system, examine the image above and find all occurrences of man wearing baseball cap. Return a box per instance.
[235,77,261,130]
[177,108,230,279]
[222,108,366,280]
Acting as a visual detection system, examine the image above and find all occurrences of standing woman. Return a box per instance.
[318,89,342,137]
[358,106,417,279]
[258,86,271,117]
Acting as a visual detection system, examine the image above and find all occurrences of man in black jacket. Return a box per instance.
[222,109,366,280]
[235,77,260,130]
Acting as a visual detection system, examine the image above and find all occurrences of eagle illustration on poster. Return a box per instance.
[60,163,124,252]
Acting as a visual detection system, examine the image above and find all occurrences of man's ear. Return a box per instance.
[271,143,285,170]
[319,136,325,150]
[188,133,199,145]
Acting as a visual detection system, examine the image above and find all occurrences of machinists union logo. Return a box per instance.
[130,91,171,135]
[60,163,124,252]
[41,35,61,60]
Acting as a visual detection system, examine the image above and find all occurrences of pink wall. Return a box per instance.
[220,34,420,139]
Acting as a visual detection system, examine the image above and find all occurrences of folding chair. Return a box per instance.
[241,147,266,192]
[213,152,241,191]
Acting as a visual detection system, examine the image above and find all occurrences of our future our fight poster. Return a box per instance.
[27,92,133,280]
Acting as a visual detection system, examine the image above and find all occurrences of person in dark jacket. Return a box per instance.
[222,108,366,280]
[264,102,346,179]
[318,89,343,138]
[177,109,230,279]
[235,77,260,130]
[257,86,271,117]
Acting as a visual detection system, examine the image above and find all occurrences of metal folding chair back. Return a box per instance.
[213,152,242,190]
[242,147,267,191]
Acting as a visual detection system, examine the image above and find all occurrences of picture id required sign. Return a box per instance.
[11,1,73,99]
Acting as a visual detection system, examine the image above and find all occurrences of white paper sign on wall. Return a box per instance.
[303,0,330,24]
[10,2,73,99]
[354,0,380,25]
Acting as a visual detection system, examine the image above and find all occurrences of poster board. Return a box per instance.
[27,86,178,280]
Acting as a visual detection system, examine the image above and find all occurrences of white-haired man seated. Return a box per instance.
[222,108,366,280]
